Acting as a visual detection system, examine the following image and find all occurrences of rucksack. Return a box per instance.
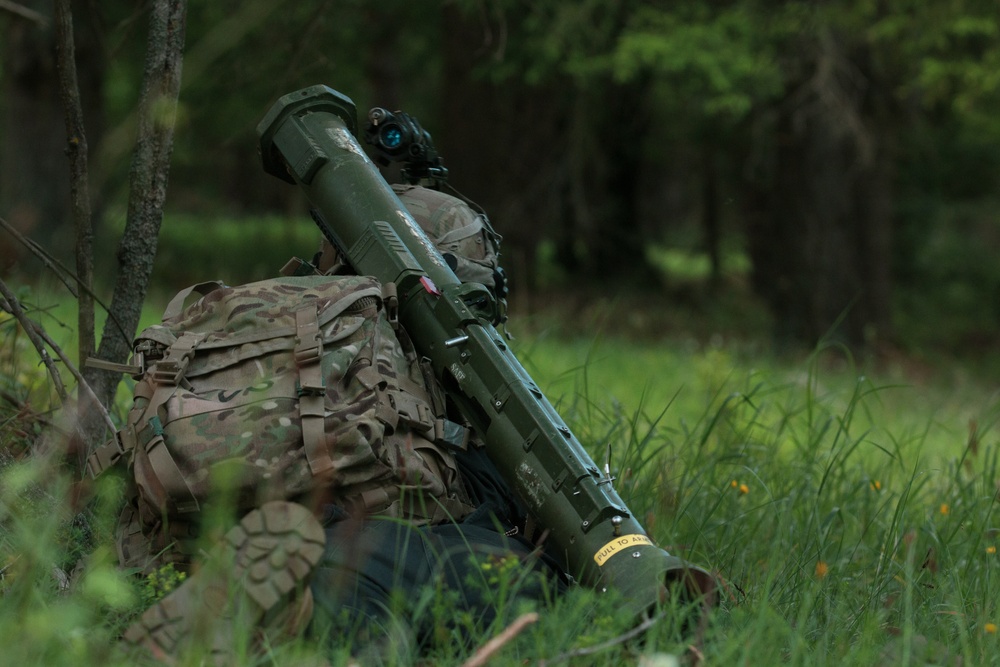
[390,184,502,288]
[316,184,505,302]
[91,274,476,573]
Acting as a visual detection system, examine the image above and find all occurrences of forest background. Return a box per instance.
[2,1,1000,665]
[3,0,999,365]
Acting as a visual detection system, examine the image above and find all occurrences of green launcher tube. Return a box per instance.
[257,85,714,619]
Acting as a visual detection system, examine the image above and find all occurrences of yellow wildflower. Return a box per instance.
[815,561,828,579]
[985,623,997,634]
[730,480,738,489]
[739,483,749,495]
[939,503,950,516]
[870,480,881,491]
[987,546,996,555]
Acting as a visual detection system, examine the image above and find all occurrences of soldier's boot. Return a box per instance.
[122,501,326,665]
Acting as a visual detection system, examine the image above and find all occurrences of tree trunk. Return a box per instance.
[573,79,659,287]
[0,1,106,265]
[81,0,187,454]
[439,5,566,294]
[1,2,71,261]
[745,36,894,349]
[702,145,721,289]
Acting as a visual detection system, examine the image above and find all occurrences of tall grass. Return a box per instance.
[2,305,999,664]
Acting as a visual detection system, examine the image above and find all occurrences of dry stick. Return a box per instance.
[0,278,68,401]
[0,216,78,298]
[0,0,48,25]
[30,315,116,435]
[0,216,131,348]
[0,278,116,435]
[538,612,664,667]
[460,612,539,667]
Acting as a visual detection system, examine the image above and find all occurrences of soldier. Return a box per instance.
[116,91,714,664]
[306,184,560,659]
[119,185,563,665]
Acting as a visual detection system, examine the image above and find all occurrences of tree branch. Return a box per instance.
[0,279,115,438]
[0,215,131,348]
[0,0,48,26]
[461,612,538,667]
[54,0,96,383]
[538,612,663,666]
[0,278,68,402]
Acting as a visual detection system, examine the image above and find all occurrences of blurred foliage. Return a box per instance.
[3,0,1000,352]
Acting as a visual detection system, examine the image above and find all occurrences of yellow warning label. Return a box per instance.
[593,534,654,567]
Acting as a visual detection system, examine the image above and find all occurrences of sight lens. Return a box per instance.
[381,125,403,150]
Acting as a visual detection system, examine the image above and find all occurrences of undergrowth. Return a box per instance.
[2,303,1000,664]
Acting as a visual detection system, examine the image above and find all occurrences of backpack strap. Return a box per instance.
[162,281,227,321]
[433,216,486,246]
[294,304,335,477]
[127,332,206,512]
[162,280,226,321]
[86,430,130,479]
[86,331,204,480]
[142,414,201,514]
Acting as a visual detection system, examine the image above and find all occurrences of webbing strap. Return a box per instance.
[144,420,200,514]
[434,216,485,245]
[161,281,227,321]
[86,431,128,479]
[295,305,334,476]
[381,282,399,329]
[85,379,153,479]
[150,332,204,386]
[387,388,435,434]
[351,482,473,524]
[386,491,476,525]
[123,331,205,482]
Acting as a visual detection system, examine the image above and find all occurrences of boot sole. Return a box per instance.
[123,501,326,664]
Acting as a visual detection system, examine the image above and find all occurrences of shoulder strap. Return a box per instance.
[162,281,227,321]
[294,304,335,477]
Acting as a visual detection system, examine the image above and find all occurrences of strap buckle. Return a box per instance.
[150,356,190,385]
[85,431,127,479]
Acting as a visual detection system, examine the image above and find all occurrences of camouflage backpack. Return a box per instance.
[90,274,476,573]
[316,184,506,303]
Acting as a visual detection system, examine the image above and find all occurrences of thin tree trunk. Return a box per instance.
[744,34,894,349]
[81,0,187,458]
[702,145,721,289]
[54,0,95,387]
[54,0,97,472]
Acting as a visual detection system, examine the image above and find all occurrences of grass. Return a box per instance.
[2,280,1000,665]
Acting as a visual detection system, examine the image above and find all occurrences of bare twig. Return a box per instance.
[0,216,78,298]
[461,612,539,667]
[29,315,116,435]
[0,215,131,349]
[0,278,68,401]
[0,277,115,435]
[0,0,48,26]
[538,612,663,666]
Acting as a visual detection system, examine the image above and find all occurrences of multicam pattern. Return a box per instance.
[314,185,502,297]
[392,184,501,287]
[124,275,470,528]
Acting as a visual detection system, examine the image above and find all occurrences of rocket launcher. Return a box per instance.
[257,85,715,620]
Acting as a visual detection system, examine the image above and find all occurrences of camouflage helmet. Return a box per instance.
[317,184,505,298]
